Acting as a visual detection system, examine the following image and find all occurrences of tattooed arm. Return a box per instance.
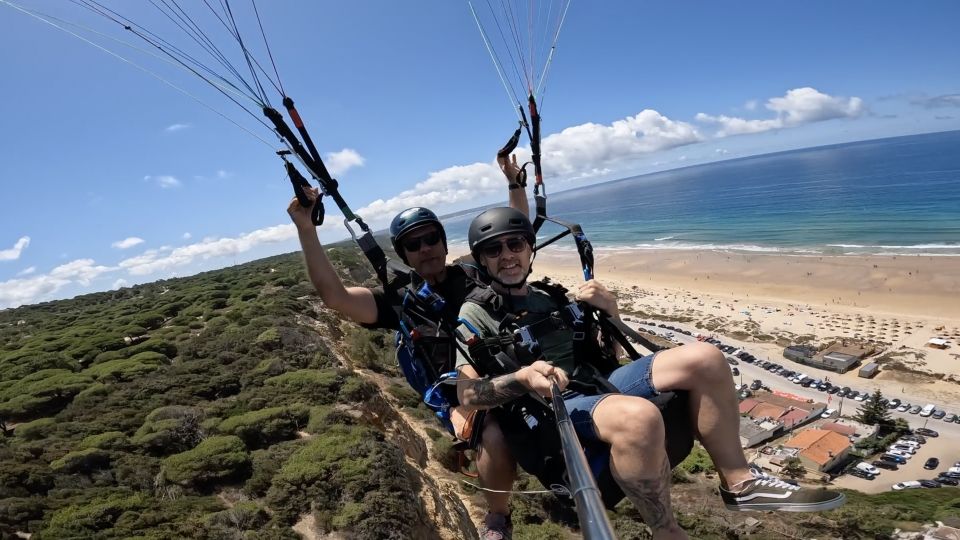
[457,360,570,411]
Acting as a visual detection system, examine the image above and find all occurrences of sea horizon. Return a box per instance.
[442,130,960,257]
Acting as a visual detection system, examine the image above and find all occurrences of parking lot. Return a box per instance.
[626,319,960,493]
[833,436,960,493]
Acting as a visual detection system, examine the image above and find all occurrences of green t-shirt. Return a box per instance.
[456,286,576,376]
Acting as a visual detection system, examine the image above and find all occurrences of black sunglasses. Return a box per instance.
[480,236,528,259]
[402,230,442,252]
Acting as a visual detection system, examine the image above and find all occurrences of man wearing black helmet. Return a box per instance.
[287,155,527,540]
[455,207,846,540]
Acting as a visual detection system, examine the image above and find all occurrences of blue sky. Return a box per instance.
[1,0,958,309]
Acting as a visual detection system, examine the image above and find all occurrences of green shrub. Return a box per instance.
[245,439,310,497]
[132,406,204,454]
[217,405,309,448]
[50,448,111,473]
[36,491,146,538]
[255,327,281,350]
[264,369,344,404]
[265,425,419,534]
[80,431,128,450]
[84,356,165,381]
[14,417,57,441]
[162,435,250,488]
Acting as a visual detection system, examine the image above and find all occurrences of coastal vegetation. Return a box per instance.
[1,246,957,538]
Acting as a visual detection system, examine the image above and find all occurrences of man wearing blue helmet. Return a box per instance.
[287,152,528,540]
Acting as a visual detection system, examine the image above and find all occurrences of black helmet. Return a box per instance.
[389,207,447,263]
[468,207,535,264]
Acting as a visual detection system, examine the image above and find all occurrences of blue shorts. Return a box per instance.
[564,352,659,445]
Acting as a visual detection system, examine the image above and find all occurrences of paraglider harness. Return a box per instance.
[457,278,641,508]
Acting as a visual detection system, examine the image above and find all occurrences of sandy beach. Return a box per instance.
[518,248,960,404]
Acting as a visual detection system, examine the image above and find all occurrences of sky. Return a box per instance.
[1,0,958,310]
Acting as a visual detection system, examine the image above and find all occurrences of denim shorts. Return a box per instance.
[563,352,659,444]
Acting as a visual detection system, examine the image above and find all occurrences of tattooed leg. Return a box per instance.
[616,455,686,539]
[593,395,687,539]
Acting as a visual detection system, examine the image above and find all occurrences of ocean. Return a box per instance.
[443,130,960,256]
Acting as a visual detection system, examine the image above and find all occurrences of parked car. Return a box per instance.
[924,458,940,470]
[932,409,946,419]
[855,462,880,475]
[897,403,911,412]
[944,413,957,423]
[872,460,898,471]
[896,439,921,448]
[854,393,867,402]
[750,380,763,391]
[941,471,960,480]
[887,398,901,409]
[919,480,941,488]
[821,408,837,418]
[881,454,907,465]
[892,481,921,490]
[915,428,939,437]
[887,448,914,459]
[827,386,840,394]
[731,367,740,376]
[901,434,927,444]
[849,469,875,480]
[936,476,959,486]
[909,405,922,414]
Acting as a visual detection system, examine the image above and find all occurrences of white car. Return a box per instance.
[886,449,913,459]
[821,408,837,418]
[889,444,917,454]
[854,394,867,402]
[855,462,880,475]
[896,403,911,412]
[892,481,922,490]
[895,439,921,449]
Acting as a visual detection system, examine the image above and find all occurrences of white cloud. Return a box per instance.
[111,237,145,250]
[145,175,182,189]
[696,87,864,137]
[112,278,129,289]
[17,266,36,276]
[49,259,115,286]
[352,110,702,219]
[715,148,729,155]
[0,236,30,262]
[0,258,116,308]
[182,232,192,240]
[165,123,191,132]
[744,100,758,111]
[325,148,366,176]
[118,223,299,276]
[216,170,231,179]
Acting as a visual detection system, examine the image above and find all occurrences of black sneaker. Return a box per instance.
[478,512,513,540]
[720,468,846,512]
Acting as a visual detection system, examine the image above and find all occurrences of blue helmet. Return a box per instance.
[389,207,447,263]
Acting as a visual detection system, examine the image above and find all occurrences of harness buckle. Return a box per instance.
[571,331,586,341]
[515,326,539,354]
[564,302,584,326]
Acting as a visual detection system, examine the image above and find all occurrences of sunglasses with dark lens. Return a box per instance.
[480,237,527,259]
[402,230,442,252]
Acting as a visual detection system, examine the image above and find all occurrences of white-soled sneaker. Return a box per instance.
[720,468,846,512]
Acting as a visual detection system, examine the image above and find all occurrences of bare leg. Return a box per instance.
[650,342,752,488]
[475,415,516,514]
[592,395,688,539]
